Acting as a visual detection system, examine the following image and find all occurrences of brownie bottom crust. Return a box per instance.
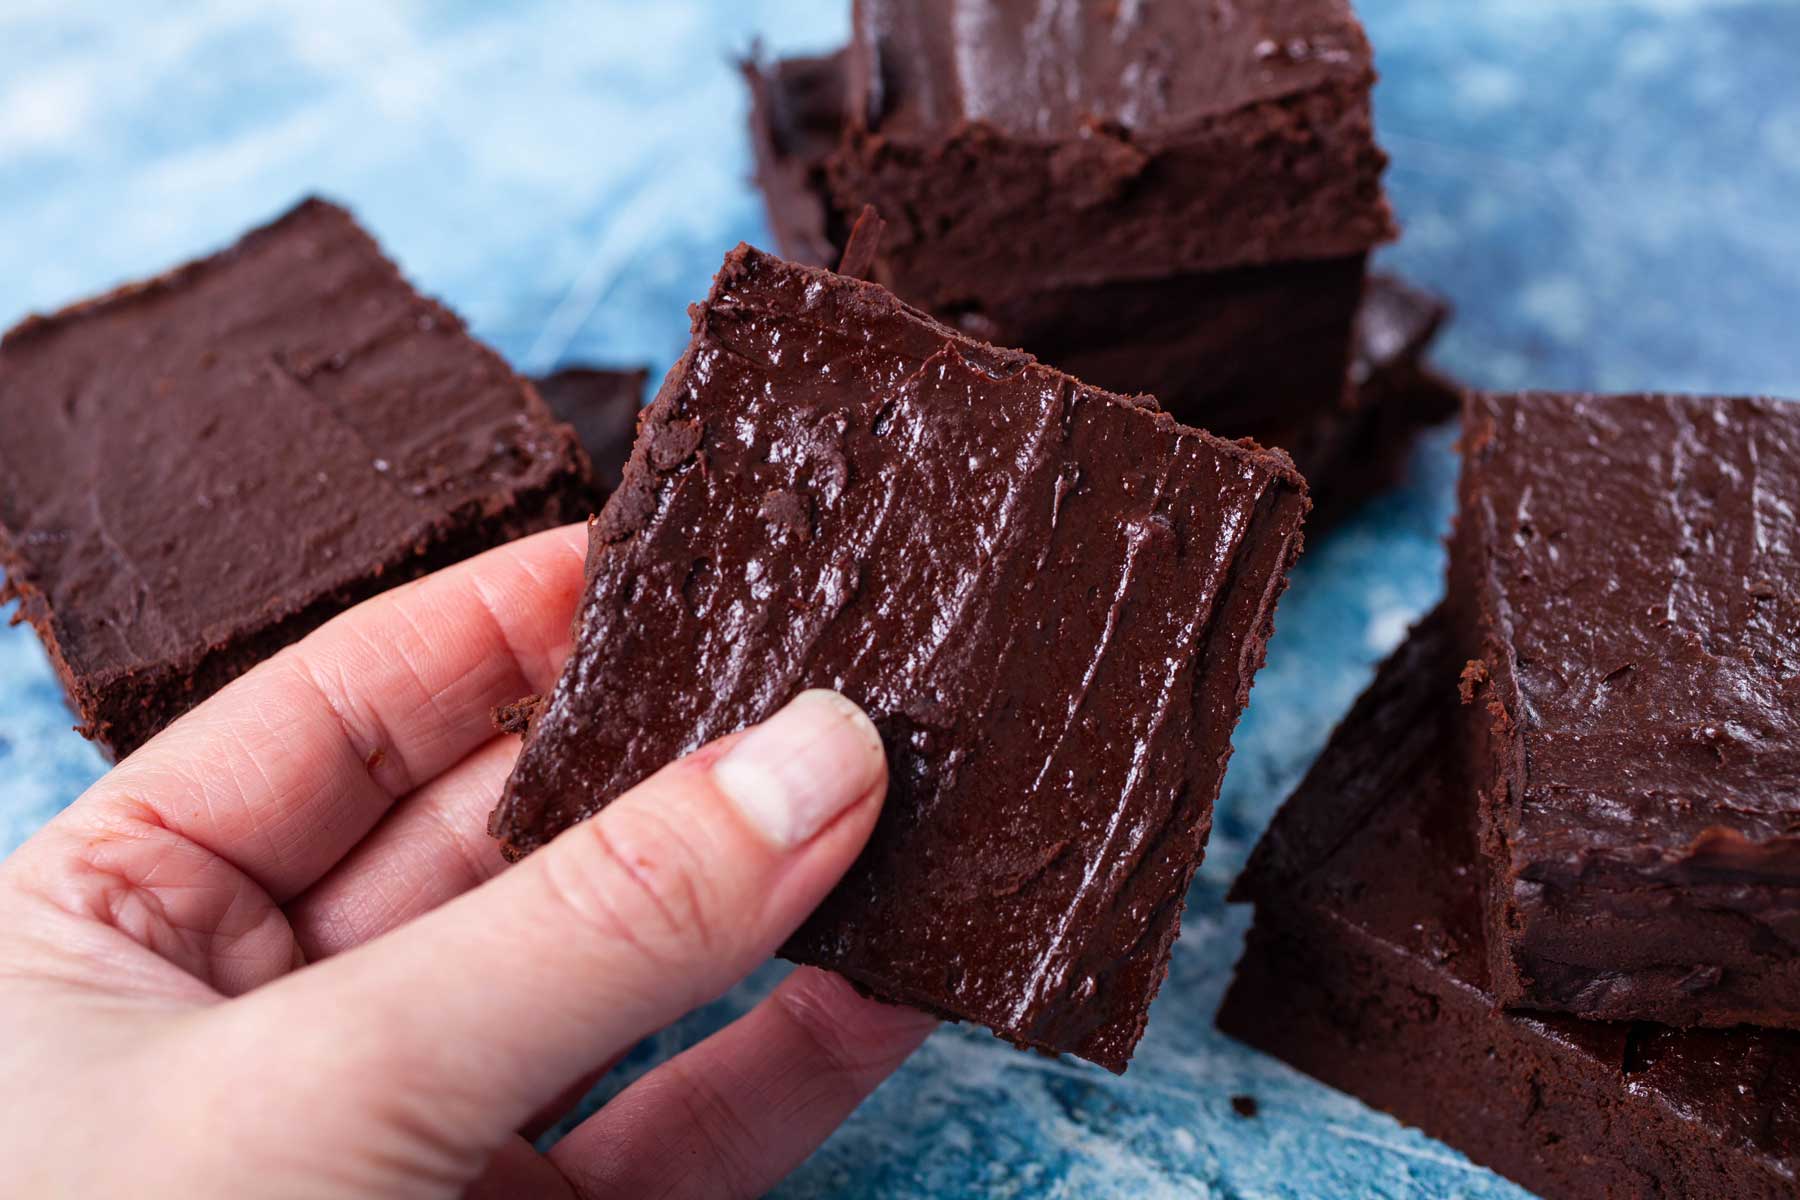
[1218,612,1799,1199]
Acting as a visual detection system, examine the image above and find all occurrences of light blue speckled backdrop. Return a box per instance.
[2,3,1797,1196]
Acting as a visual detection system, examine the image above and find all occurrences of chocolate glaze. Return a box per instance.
[491,245,1309,1071]
[532,366,646,500]
[1451,392,1800,1028]
[834,0,1395,305]
[1221,611,1800,1199]
[0,198,591,758]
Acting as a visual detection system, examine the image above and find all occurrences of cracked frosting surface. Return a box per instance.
[491,244,1308,1071]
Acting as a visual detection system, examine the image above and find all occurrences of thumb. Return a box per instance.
[232,689,887,1162]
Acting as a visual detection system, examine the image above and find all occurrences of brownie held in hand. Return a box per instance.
[0,199,590,758]
[491,245,1309,1071]
[1452,392,1800,1028]
[1219,611,1799,1199]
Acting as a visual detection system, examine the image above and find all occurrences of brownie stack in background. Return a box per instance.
[745,0,1455,518]
[531,365,649,508]
[1220,391,1800,1199]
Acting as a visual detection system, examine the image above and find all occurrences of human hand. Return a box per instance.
[0,524,935,1198]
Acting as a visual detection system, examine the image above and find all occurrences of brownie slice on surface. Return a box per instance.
[832,0,1394,307]
[491,244,1309,1071]
[1451,391,1800,1028]
[0,198,590,759]
[532,366,647,501]
[1219,611,1800,1200]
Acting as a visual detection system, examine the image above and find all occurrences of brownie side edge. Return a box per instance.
[4,466,590,760]
[827,80,1396,309]
[1218,908,1797,1200]
[1445,392,1537,1013]
[1220,615,1800,1198]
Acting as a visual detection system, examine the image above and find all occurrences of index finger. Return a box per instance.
[61,521,589,902]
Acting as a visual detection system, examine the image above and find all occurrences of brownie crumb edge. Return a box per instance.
[492,694,547,736]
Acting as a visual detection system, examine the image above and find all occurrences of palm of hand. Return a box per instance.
[0,525,931,1199]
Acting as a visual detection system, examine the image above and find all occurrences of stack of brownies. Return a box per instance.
[5,2,1795,1194]
[745,0,1457,518]
[1220,391,1800,1197]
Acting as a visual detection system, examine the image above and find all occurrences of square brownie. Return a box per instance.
[0,198,590,758]
[531,366,647,502]
[490,244,1310,1071]
[1219,610,1800,1199]
[832,0,1394,308]
[1451,392,1800,1028]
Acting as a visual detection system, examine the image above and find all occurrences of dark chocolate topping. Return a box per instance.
[493,244,1308,1071]
[851,0,1375,139]
[1460,391,1800,856]
[0,198,590,754]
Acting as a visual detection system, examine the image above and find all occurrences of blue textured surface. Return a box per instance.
[2,3,1797,1196]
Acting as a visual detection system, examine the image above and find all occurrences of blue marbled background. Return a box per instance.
[2,2,1797,1196]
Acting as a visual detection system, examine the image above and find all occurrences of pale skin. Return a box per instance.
[0,524,935,1198]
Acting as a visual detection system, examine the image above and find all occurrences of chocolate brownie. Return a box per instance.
[744,35,1421,456]
[1270,273,1458,521]
[532,366,646,500]
[1451,392,1800,1028]
[743,49,849,269]
[1219,610,1800,1199]
[945,255,1370,439]
[832,0,1394,307]
[0,198,590,758]
[491,244,1309,1071]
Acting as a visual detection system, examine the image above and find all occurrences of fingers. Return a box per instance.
[59,523,587,904]
[551,968,935,1200]
[465,1138,578,1200]
[233,691,888,1158]
[286,736,518,961]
